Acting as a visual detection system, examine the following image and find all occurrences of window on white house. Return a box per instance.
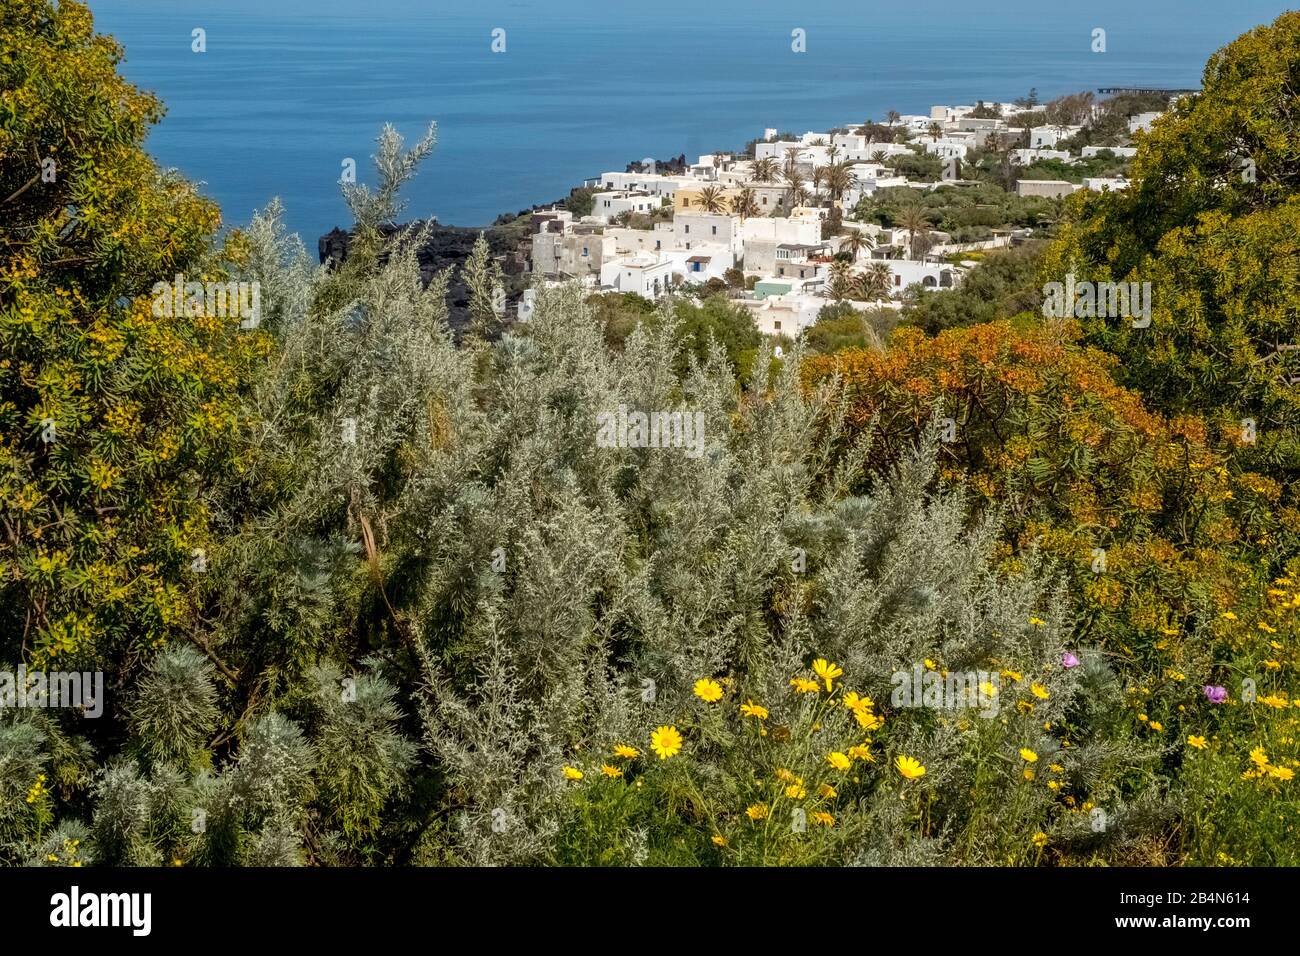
[774,321,782,330]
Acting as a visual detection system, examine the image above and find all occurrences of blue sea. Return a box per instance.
[89,0,1292,242]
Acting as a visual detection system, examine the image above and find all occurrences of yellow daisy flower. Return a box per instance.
[812,658,843,691]
[694,678,723,703]
[894,755,926,779]
[650,725,683,760]
[826,752,852,771]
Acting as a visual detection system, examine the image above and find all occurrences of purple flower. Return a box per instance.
[1061,652,1080,669]
[1203,685,1227,704]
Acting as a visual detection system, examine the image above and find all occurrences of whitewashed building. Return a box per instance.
[599,252,674,300]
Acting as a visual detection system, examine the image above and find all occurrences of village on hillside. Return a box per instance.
[517,90,1174,336]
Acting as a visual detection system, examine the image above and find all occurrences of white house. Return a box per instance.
[771,242,833,282]
[844,142,912,162]
[674,213,742,258]
[831,132,868,152]
[741,215,822,246]
[606,224,674,256]
[1081,145,1137,159]
[1029,125,1082,148]
[957,117,1007,134]
[886,259,963,292]
[754,140,805,162]
[589,191,662,222]
[599,252,674,300]
[598,172,691,198]
[1128,112,1162,134]
[1083,176,1129,192]
[662,245,734,284]
[923,139,970,160]
[1011,148,1071,165]
[739,292,824,337]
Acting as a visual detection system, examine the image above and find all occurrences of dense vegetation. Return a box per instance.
[1,1,1296,866]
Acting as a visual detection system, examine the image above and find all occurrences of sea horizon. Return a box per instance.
[90,0,1292,243]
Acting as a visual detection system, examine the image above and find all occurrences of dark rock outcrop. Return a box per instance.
[318,220,528,330]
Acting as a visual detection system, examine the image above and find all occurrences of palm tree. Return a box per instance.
[828,259,855,300]
[791,185,811,208]
[862,261,893,299]
[810,137,827,146]
[781,148,804,183]
[732,187,760,220]
[751,157,780,182]
[827,144,840,165]
[896,202,933,259]
[840,230,875,261]
[811,167,825,196]
[870,149,888,164]
[822,161,854,202]
[927,121,944,142]
[697,185,728,213]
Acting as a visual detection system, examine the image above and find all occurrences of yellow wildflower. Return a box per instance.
[812,658,843,691]
[894,755,926,780]
[650,725,683,759]
[740,700,768,720]
[694,678,723,703]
